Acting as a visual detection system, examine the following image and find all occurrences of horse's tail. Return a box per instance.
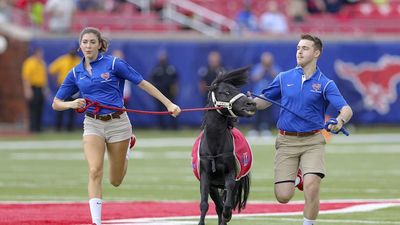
[233,173,250,213]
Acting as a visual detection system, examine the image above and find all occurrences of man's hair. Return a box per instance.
[301,34,323,53]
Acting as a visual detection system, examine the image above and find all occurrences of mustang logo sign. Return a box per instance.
[334,55,400,114]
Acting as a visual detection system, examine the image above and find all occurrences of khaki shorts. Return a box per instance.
[274,132,326,183]
[83,112,132,143]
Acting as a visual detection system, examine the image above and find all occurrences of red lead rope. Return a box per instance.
[75,98,223,115]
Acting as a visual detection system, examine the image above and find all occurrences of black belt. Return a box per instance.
[86,111,124,121]
[279,130,320,137]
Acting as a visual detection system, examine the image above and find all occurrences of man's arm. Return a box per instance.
[337,105,353,125]
[328,105,353,132]
[254,97,272,110]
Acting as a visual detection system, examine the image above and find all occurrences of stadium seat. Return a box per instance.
[72,11,179,32]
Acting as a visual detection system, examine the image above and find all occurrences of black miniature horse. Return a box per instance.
[197,67,257,225]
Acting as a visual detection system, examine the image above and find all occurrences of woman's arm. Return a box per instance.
[52,97,86,111]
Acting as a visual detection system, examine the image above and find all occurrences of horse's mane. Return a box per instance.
[210,66,250,88]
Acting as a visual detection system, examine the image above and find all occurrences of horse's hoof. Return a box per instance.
[219,220,227,225]
[223,209,232,222]
[223,215,232,222]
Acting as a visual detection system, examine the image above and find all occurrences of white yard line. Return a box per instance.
[245,217,400,224]
[1,133,400,151]
[101,200,400,225]
[102,219,400,225]
[1,198,399,205]
[8,146,400,161]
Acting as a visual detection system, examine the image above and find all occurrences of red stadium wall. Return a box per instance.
[0,35,28,125]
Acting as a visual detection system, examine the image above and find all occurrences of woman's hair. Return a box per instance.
[79,27,109,53]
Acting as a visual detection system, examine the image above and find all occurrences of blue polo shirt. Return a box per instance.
[261,66,348,132]
[55,54,144,115]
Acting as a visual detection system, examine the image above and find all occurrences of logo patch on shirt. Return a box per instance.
[311,83,322,93]
[101,72,110,80]
[100,72,112,83]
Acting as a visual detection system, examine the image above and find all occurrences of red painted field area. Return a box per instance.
[0,200,399,225]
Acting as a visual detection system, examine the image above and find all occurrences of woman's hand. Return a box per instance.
[69,98,87,109]
[167,103,181,117]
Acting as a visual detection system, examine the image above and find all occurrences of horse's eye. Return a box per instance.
[218,89,230,95]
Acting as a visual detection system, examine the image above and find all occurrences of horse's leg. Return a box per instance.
[199,171,210,225]
[209,187,223,225]
[222,172,236,223]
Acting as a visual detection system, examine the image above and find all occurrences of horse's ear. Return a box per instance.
[227,66,251,76]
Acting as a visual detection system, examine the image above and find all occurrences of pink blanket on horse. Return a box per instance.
[192,128,253,181]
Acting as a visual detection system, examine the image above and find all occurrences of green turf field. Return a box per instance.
[0,128,399,224]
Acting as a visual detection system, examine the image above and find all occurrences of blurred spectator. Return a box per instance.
[248,52,280,137]
[104,0,115,12]
[198,51,226,105]
[259,1,288,34]
[235,0,258,34]
[149,50,179,130]
[151,0,165,13]
[104,0,128,13]
[15,0,28,10]
[48,47,81,132]
[0,0,12,23]
[369,0,391,16]
[112,49,131,107]
[306,0,326,14]
[76,0,99,11]
[45,0,76,33]
[30,0,45,28]
[324,0,343,13]
[21,48,49,133]
[14,0,46,28]
[287,0,308,22]
[372,0,388,5]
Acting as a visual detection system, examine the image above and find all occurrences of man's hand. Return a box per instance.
[247,92,272,110]
[324,118,344,134]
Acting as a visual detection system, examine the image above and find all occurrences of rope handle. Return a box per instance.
[75,98,223,115]
[75,99,99,113]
